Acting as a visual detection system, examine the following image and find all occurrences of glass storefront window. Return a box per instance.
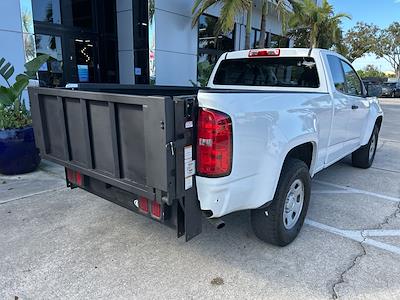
[35,34,63,87]
[74,39,95,82]
[270,34,289,48]
[63,0,94,29]
[32,0,61,24]
[251,28,270,48]
[197,53,219,87]
[197,14,235,85]
[198,15,234,51]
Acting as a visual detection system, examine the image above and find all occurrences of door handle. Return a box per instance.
[351,105,359,110]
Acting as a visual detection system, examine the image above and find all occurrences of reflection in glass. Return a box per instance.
[198,15,234,51]
[23,33,37,62]
[35,34,63,87]
[20,0,35,33]
[20,0,36,62]
[197,53,218,87]
[148,0,156,84]
[63,0,93,28]
[32,0,61,24]
[197,14,234,85]
[270,34,289,48]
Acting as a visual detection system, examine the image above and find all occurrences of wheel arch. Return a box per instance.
[257,140,315,210]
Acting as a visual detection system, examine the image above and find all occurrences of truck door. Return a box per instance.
[339,60,370,148]
[325,55,353,163]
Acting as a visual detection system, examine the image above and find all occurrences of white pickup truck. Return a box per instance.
[29,48,383,246]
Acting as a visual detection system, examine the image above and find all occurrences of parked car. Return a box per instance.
[29,48,383,246]
[381,81,400,98]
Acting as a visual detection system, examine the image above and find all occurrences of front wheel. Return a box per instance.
[352,125,379,169]
[251,158,311,246]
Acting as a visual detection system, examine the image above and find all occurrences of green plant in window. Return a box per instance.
[0,54,49,130]
[192,60,214,87]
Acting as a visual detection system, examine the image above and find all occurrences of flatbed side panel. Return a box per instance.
[28,87,172,198]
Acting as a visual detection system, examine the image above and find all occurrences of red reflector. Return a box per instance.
[66,169,75,182]
[66,168,83,187]
[197,108,232,177]
[75,171,83,186]
[151,201,161,219]
[138,197,149,213]
[249,49,280,57]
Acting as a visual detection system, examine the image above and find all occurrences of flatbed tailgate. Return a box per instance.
[29,87,177,197]
[29,87,201,240]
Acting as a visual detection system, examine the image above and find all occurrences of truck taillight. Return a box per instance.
[66,168,83,186]
[197,108,232,177]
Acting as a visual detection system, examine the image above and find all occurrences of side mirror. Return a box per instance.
[366,84,382,97]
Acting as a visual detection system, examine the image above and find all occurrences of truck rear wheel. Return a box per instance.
[251,158,311,246]
[352,125,378,169]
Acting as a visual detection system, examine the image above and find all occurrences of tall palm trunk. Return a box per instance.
[310,24,319,48]
[245,2,253,49]
[258,0,268,49]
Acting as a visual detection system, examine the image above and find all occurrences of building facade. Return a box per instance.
[0,0,291,89]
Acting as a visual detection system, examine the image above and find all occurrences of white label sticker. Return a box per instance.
[185,176,193,190]
[184,145,192,162]
[185,121,193,128]
[185,160,196,178]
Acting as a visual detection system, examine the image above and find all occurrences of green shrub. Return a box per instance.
[0,55,49,130]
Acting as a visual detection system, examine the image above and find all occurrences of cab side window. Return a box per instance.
[341,61,363,96]
[327,55,346,93]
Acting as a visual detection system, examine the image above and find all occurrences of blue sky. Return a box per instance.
[329,0,400,72]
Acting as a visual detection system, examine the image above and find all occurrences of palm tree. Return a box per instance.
[258,0,290,49]
[192,0,251,34]
[289,0,350,48]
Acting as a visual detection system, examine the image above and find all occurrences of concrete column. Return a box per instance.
[116,0,135,84]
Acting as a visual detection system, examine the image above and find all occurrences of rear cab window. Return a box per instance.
[213,57,320,88]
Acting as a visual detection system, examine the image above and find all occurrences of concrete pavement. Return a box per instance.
[1,98,400,299]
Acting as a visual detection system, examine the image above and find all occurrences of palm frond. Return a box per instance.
[192,0,218,28]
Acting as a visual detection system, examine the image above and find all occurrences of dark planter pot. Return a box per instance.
[0,126,41,175]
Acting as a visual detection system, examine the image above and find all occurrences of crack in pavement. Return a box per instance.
[379,201,400,230]
[331,231,367,299]
[329,201,400,299]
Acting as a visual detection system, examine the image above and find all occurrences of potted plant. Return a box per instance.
[0,55,49,175]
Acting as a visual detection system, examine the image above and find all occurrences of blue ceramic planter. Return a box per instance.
[0,126,41,175]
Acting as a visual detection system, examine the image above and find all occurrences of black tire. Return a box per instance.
[352,125,379,169]
[251,158,311,246]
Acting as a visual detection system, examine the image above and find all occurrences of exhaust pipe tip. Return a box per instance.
[208,218,225,229]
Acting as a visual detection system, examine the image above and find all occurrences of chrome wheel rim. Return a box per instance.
[283,179,304,230]
[369,133,376,161]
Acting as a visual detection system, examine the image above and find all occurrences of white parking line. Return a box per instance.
[305,219,400,256]
[312,190,354,194]
[313,180,400,202]
[0,187,68,205]
[363,229,400,237]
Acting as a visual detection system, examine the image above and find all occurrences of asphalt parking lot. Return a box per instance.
[1,98,400,300]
